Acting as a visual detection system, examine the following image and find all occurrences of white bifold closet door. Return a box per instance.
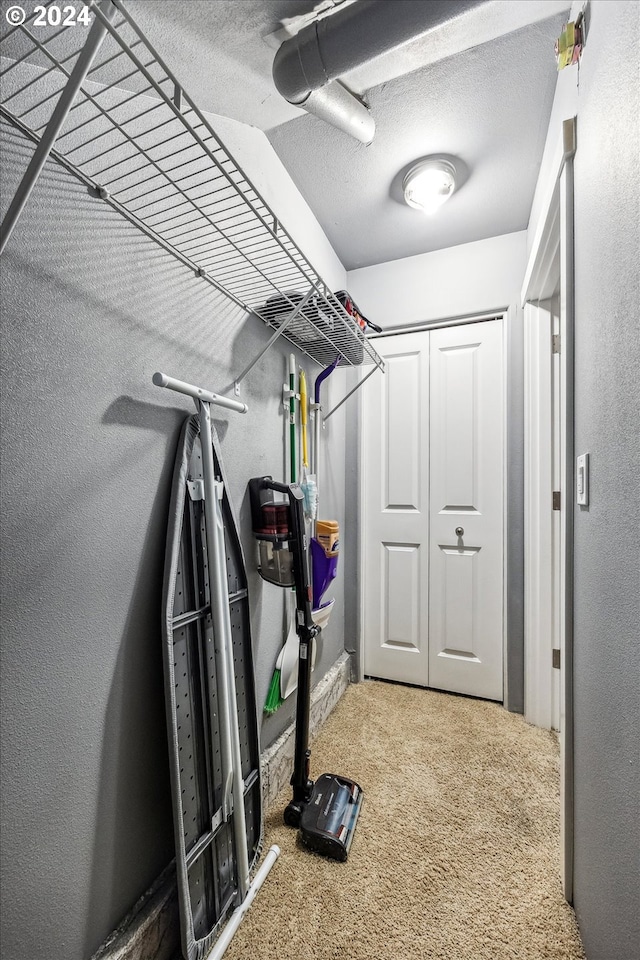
[362,319,504,701]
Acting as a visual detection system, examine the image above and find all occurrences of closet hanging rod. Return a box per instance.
[152,372,248,414]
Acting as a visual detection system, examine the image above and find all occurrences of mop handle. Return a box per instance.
[289,354,297,484]
[153,372,248,413]
[312,358,339,523]
[300,369,309,469]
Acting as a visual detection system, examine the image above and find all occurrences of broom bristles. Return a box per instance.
[264,668,284,714]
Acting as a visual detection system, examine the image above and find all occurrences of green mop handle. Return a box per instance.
[289,353,297,484]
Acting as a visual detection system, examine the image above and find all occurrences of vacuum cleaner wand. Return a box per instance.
[249,475,363,860]
[249,476,317,803]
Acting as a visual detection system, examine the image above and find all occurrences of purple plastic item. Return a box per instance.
[311,537,338,609]
[314,357,339,404]
[311,359,340,608]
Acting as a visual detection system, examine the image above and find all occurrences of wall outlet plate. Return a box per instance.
[576,453,589,505]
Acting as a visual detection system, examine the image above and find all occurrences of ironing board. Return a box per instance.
[161,413,262,960]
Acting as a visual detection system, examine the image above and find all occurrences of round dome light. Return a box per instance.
[403,159,457,215]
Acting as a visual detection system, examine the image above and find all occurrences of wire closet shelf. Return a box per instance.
[0,0,384,376]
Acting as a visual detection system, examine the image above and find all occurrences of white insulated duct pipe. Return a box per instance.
[272,0,489,143]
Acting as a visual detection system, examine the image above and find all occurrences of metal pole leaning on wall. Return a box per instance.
[0,0,117,255]
[202,448,280,958]
[198,400,252,900]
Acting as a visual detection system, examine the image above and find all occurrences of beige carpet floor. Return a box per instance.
[227,680,585,960]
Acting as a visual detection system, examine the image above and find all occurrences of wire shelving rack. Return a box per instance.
[0,0,384,386]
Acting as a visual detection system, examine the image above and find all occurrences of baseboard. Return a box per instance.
[90,652,352,960]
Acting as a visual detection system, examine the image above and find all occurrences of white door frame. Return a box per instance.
[523,256,560,732]
[521,117,576,902]
[357,311,509,697]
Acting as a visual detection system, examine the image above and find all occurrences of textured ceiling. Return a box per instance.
[1,0,570,269]
[267,15,566,268]
[128,0,319,129]
[125,0,569,268]
[129,0,570,133]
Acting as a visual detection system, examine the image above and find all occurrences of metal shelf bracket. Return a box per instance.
[324,363,382,421]
[233,289,315,395]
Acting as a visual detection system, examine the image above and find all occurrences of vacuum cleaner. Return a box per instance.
[249,475,363,861]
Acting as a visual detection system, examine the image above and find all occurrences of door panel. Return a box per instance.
[436,544,480,659]
[383,542,420,650]
[362,333,429,685]
[429,320,504,700]
[386,351,421,509]
[438,343,479,507]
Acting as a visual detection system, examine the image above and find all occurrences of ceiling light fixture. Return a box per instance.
[403,159,457,215]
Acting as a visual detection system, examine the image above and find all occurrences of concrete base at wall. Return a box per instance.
[90,653,352,960]
[90,863,181,960]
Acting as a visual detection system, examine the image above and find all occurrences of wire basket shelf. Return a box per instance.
[0,0,383,372]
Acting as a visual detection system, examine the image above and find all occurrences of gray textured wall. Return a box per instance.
[0,125,347,959]
[570,2,640,956]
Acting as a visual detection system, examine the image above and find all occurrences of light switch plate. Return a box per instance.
[576,453,589,505]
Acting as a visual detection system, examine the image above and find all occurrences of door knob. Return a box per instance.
[455,526,464,537]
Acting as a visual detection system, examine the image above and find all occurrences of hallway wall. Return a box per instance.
[528,3,640,956]
[346,232,526,329]
[0,108,346,960]
[570,2,640,956]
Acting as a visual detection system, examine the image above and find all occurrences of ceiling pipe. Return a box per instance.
[272,0,489,144]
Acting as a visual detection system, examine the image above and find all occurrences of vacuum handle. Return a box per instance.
[256,480,314,631]
[259,477,302,501]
